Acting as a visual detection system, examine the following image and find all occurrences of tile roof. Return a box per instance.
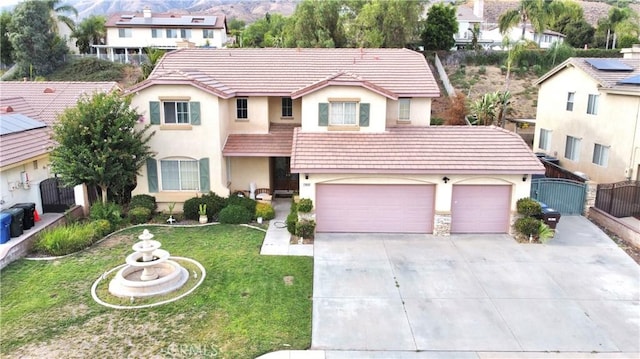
[536,58,640,93]
[0,81,120,125]
[106,12,226,29]
[127,48,440,99]
[222,124,298,157]
[291,126,545,175]
[0,126,53,169]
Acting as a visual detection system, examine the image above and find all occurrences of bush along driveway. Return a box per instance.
[0,225,313,358]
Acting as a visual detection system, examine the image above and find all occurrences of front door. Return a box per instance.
[272,157,299,192]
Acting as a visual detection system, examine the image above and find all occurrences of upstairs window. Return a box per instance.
[166,29,178,38]
[539,128,551,151]
[592,143,609,167]
[566,92,574,111]
[180,29,191,39]
[330,102,357,125]
[118,28,132,38]
[163,102,190,124]
[236,98,248,119]
[398,98,411,121]
[281,97,293,117]
[587,94,599,115]
[565,135,581,161]
[151,29,163,38]
[203,29,214,39]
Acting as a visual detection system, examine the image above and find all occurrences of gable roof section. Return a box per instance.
[0,114,53,169]
[223,124,298,157]
[127,48,439,99]
[0,81,120,125]
[291,126,545,175]
[536,57,640,93]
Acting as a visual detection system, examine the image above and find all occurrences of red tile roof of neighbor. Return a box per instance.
[127,48,440,99]
[222,124,298,157]
[290,126,546,175]
[0,81,119,168]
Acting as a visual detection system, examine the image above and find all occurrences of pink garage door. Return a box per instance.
[451,185,512,233]
[315,184,435,233]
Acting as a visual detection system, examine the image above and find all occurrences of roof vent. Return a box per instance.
[44,87,55,93]
[1,106,13,113]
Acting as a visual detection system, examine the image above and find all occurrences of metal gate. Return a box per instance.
[530,178,587,215]
[40,177,75,213]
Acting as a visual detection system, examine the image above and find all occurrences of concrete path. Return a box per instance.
[310,216,640,355]
[260,198,313,256]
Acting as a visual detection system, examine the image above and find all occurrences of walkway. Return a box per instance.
[260,198,313,256]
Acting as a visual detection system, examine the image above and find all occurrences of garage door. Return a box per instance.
[315,184,435,233]
[451,185,511,233]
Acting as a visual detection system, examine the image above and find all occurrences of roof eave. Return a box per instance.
[223,151,292,157]
[125,79,233,99]
[291,168,546,175]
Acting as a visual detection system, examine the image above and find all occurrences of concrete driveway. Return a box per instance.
[311,216,640,354]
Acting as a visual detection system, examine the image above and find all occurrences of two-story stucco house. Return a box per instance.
[533,45,640,184]
[483,24,565,49]
[127,48,543,235]
[95,8,228,63]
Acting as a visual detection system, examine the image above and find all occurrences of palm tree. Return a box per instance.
[45,0,78,33]
[72,15,106,54]
[470,93,498,126]
[498,0,549,42]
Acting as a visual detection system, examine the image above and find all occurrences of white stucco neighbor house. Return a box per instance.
[94,7,228,64]
[126,48,544,235]
[533,45,640,184]
[483,24,565,49]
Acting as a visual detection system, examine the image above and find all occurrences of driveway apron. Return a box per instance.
[311,216,640,353]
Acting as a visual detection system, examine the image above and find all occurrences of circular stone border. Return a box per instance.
[91,256,206,310]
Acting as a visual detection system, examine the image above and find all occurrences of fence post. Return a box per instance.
[584,180,597,215]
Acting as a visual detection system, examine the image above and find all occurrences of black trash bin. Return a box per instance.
[1,208,24,237]
[535,203,561,230]
[11,203,36,230]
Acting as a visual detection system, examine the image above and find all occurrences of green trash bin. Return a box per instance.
[1,208,24,238]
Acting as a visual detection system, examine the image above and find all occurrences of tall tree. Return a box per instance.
[421,3,458,51]
[8,0,69,77]
[594,6,639,48]
[242,13,288,47]
[547,0,584,35]
[498,0,551,41]
[564,19,594,48]
[0,11,13,66]
[351,0,424,48]
[285,0,345,48]
[72,15,106,54]
[45,0,78,33]
[51,92,155,204]
[227,18,246,47]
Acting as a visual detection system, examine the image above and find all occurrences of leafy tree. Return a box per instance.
[498,0,552,42]
[8,1,69,77]
[594,6,639,49]
[45,0,78,33]
[351,0,424,48]
[546,0,584,35]
[0,11,12,66]
[51,92,155,204]
[139,47,166,81]
[564,19,594,48]
[242,13,288,47]
[72,15,106,54]
[284,0,345,48]
[227,18,246,47]
[421,3,457,51]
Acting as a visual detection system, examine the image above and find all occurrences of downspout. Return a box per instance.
[628,97,640,180]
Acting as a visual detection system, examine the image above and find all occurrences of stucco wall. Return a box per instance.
[535,66,640,183]
[106,27,226,48]
[298,173,530,214]
[0,156,52,214]
[384,98,432,127]
[300,86,388,132]
[225,97,270,134]
[229,157,270,193]
[268,97,302,125]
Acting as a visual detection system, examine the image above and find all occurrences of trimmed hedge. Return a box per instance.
[516,197,542,217]
[515,217,541,237]
[129,206,151,224]
[219,205,252,224]
[183,192,227,221]
[129,194,157,212]
[297,198,313,213]
[295,220,316,239]
[227,195,257,217]
[255,202,275,220]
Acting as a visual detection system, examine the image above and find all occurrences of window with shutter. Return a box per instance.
[359,103,370,127]
[146,158,158,192]
[318,103,328,126]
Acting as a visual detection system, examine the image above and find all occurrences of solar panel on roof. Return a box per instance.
[585,59,633,71]
[0,114,46,135]
[619,74,640,85]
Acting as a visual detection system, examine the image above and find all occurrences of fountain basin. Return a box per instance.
[108,259,189,298]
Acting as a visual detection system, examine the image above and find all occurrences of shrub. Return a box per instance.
[128,206,151,224]
[297,198,313,213]
[89,202,122,230]
[430,117,445,126]
[515,217,540,238]
[255,202,275,220]
[129,194,156,212]
[286,212,298,235]
[538,221,554,243]
[219,205,252,224]
[478,65,486,75]
[516,197,542,216]
[34,222,98,256]
[91,219,112,238]
[184,192,227,220]
[295,220,316,239]
[227,195,257,215]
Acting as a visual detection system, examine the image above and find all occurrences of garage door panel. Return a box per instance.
[451,185,511,233]
[316,184,434,233]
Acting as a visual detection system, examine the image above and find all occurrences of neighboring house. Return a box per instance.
[533,45,640,184]
[0,81,120,214]
[483,24,565,49]
[127,48,543,235]
[95,8,228,64]
[454,1,493,49]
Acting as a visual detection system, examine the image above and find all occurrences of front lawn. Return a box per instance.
[0,225,313,358]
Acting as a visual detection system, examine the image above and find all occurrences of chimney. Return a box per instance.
[621,44,640,59]
[473,0,484,19]
[143,7,151,18]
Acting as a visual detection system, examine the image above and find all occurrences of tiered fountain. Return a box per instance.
[108,229,189,298]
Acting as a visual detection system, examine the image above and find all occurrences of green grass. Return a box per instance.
[0,225,313,358]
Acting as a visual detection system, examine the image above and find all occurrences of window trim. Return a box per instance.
[539,128,551,151]
[565,135,581,161]
[281,97,293,118]
[592,143,609,167]
[159,158,200,191]
[587,94,599,115]
[163,101,190,124]
[398,98,411,121]
[566,92,574,112]
[236,98,248,120]
[329,101,358,126]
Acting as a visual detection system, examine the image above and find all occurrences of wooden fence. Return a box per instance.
[594,180,640,218]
